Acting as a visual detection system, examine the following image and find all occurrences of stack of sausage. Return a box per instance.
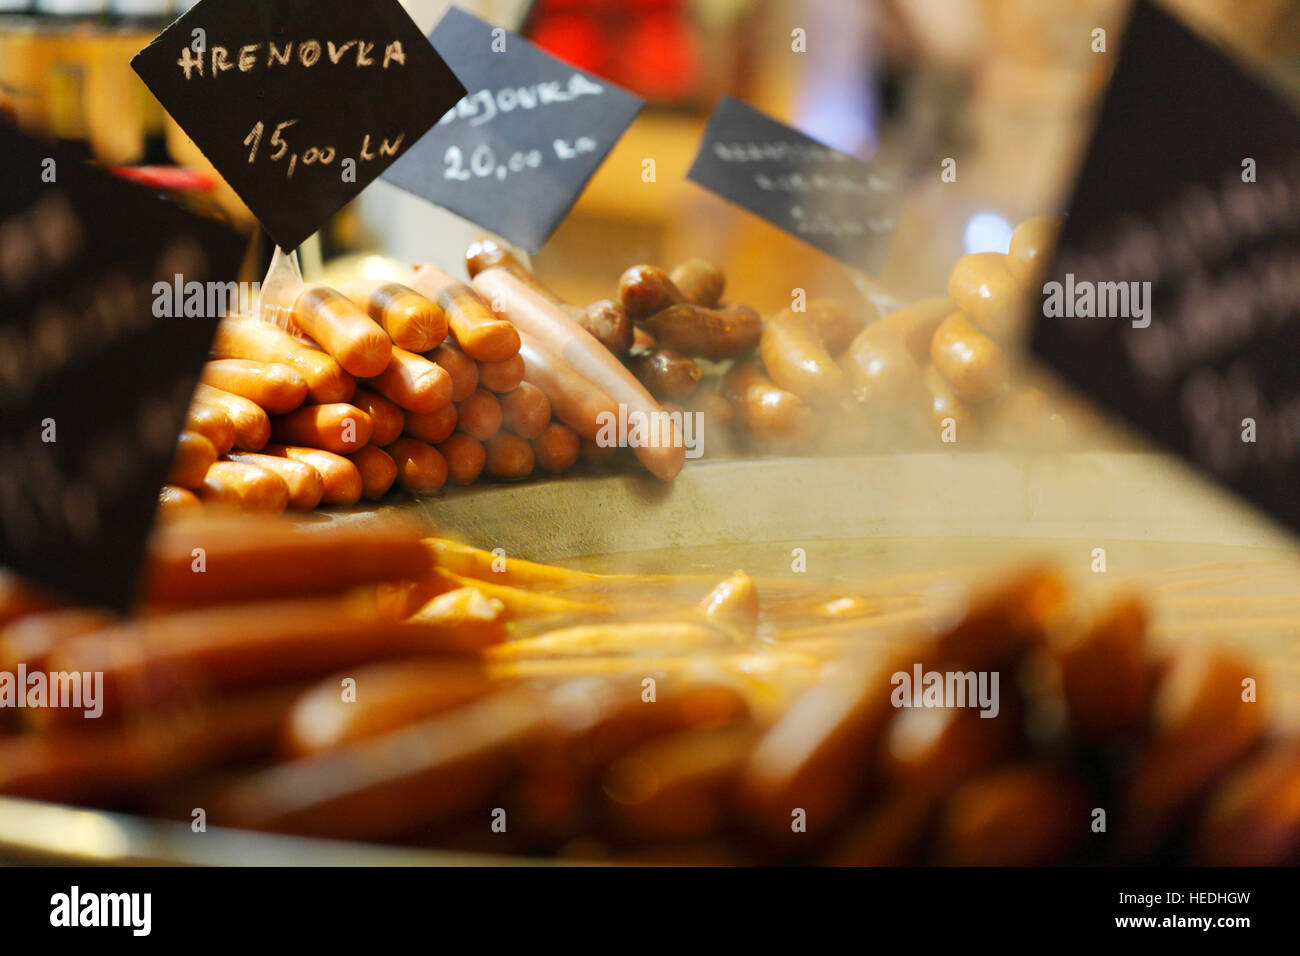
[161,266,593,516]
[3,528,1295,864]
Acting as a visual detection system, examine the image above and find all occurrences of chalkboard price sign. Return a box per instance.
[687,96,900,274]
[131,0,466,251]
[1030,0,1300,534]
[0,124,246,610]
[382,7,645,254]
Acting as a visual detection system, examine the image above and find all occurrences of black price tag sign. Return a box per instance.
[687,95,899,273]
[1030,0,1300,534]
[131,0,466,251]
[382,6,644,253]
[0,125,245,610]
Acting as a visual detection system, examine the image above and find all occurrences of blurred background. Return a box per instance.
[2,0,1298,310]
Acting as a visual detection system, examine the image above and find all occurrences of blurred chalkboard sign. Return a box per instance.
[1030,0,1300,534]
[383,6,644,253]
[687,96,899,273]
[0,124,245,610]
[131,0,465,250]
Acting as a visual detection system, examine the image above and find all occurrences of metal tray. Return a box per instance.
[3,452,1296,864]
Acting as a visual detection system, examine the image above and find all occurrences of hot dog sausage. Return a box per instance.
[290,285,392,378]
[348,445,398,501]
[225,451,325,511]
[261,445,362,506]
[499,383,551,439]
[197,460,290,513]
[370,347,454,415]
[270,403,373,455]
[168,429,218,489]
[200,359,310,414]
[211,318,355,404]
[411,264,521,363]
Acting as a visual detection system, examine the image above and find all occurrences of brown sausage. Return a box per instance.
[947,252,1030,339]
[290,285,392,378]
[530,422,581,472]
[922,363,977,446]
[158,484,202,518]
[347,445,398,500]
[197,460,290,513]
[337,279,447,353]
[168,429,218,489]
[618,264,686,320]
[211,318,355,404]
[721,361,818,449]
[1054,596,1154,744]
[270,403,373,454]
[484,433,535,480]
[456,388,503,442]
[436,433,486,486]
[930,312,1009,404]
[669,259,725,308]
[646,303,763,361]
[428,342,479,402]
[630,349,702,402]
[499,383,551,439]
[403,404,458,446]
[370,347,454,414]
[262,445,363,506]
[759,311,848,407]
[411,264,521,362]
[1007,215,1065,284]
[578,299,634,357]
[464,238,563,302]
[349,388,405,447]
[184,402,236,456]
[193,383,271,451]
[200,359,309,414]
[870,297,955,364]
[225,452,325,511]
[843,324,927,414]
[477,353,526,393]
[385,438,448,495]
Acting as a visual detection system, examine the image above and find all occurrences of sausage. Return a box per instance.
[1193,743,1300,865]
[946,252,1030,339]
[578,299,634,357]
[370,347,454,414]
[934,566,1068,668]
[581,436,618,464]
[499,383,551,439]
[484,433,535,480]
[158,484,202,517]
[803,299,865,356]
[456,388,503,442]
[1007,215,1065,284]
[516,332,619,443]
[261,445,362,506]
[428,342,479,402]
[721,361,818,449]
[168,429,218,488]
[530,422,581,472]
[200,359,309,414]
[1120,650,1266,857]
[141,513,428,607]
[437,433,486,485]
[759,311,848,407]
[934,767,1089,865]
[290,285,392,378]
[270,403,373,455]
[474,269,685,481]
[403,404,458,446]
[0,607,117,677]
[215,688,548,839]
[1054,596,1154,744]
[336,279,447,353]
[385,438,448,495]
[184,402,236,456]
[348,445,398,500]
[646,303,763,361]
[197,460,290,513]
[844,324,927,414]
[211,318,355,404]
[225,451,325,511]
[869,297,955,364]
[411,264,521,362]
[922,363,976,445]
[878,699,1016,798]
[281,659,497,758]
[349,388,405,447]
[477,353,526,393]
[465,237,563,302]
[42,594,502,725]
[630,349,702,402]
[669,259,725,308]
[618,264,686,320]
[193,383,271,451]
[929,312,1009,404]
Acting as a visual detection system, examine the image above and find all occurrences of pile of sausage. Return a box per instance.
[1,521,1293,865]
[161,247,690,516]
[608,214,1092,454]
